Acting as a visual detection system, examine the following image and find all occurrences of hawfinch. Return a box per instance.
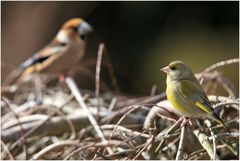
[6,18,93,85]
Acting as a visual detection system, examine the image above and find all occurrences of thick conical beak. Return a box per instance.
[78,21,93,36]
[160,66,170,74]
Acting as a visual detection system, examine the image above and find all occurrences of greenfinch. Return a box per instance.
[161,61,229,132]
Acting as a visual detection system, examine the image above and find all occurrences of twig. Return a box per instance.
[97,149,136,160]
[115,93,167,108]
[2,97,28,159]
[204,120,218,160]
[65,76,113,154]
[76,65,111,91]
[8,103,76,151]
[133,135,154,160]
[203,58,239,73]
[216,75,238,98]
[193,128,220,160]
[64,140,129,160]
[93,149,111,160]
[209,132,239,140]
[118,130,136,149]
[1,140,14,160]
[2,114,48,129]
[108,97,117,111]
[95,43,105,120]
[143,101,179,129]
[2,107,144,142]
[3,95,74,130]
[219,139,239,156]
[102,45,120,92]
[107,105,143,149]
[101,124,149,138]
[150,85,158,97]
[208,95,237,103]
[212,118,239,130]
[175,125,186,160]
[161,136,180,152]
[187,144,228,160]
[214,101,239,111]
[34,75,43,104]
[31,140,79,160]
[80,56,119,92]
[155,117,183,153]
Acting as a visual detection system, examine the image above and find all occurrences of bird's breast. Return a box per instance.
[41,43,85,74]
[166,80,207,117]
[166,82,189,116]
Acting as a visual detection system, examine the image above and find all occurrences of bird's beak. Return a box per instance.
[160,66,170,74]
[78,21,93,36]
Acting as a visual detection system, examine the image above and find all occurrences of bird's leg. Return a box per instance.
[59,74,67,83]
[59,70,74,83]
[181,117,192,127]
[34,75,43,105]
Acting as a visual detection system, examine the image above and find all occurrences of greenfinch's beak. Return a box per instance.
[160,66,170,74]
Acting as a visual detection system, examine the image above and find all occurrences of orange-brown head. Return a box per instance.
[57,18,93,44]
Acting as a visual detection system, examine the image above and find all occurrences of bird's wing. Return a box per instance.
[178,80,214,115]
[20,39,68,69]
[179,80,230,132]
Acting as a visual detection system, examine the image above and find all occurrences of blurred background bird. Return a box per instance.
[3,18,93,86]
[161,61,230,132]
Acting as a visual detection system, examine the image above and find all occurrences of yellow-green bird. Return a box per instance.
[161,61,230,132]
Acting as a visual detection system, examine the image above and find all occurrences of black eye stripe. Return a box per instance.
[81,35,86,40]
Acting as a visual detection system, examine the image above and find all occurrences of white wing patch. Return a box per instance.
[56,30,70,43]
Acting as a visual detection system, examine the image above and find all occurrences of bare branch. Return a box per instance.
[193,129,220,160]
[203,58,239,73]
[1,140,14,160]
[204,120,219,160]
[95,43,105,119]
[31,140,79,160]
[65,76,113,154]
[175,125,186,160]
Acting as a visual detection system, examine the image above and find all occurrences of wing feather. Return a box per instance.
[178,80,214,114]
[20,39,67,69]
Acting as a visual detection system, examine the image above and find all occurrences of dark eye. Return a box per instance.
[72,26,78,32]
[60,42,66,46]
[171,66,176,70]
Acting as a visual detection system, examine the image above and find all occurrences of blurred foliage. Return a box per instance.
[2,1,238,95]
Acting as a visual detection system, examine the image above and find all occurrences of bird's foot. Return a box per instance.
[59,74,67,83]
[181,117,192,127]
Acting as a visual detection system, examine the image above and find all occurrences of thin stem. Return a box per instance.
[175,125,186,160]
[95,43,104,120]
[65,76,113,154]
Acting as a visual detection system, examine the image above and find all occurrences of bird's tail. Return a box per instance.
[2,68,24,86]
[211,112,231,134]
[2,67,35,87]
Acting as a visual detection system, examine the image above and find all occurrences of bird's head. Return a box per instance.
[57,18,93,44]
[160,61,194,81]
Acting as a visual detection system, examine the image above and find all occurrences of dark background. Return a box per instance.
[2,1,239,95]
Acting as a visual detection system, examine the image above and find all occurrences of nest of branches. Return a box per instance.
[1,45,239,160]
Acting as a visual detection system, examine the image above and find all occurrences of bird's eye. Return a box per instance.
[60,42,66,46]
[171,66,176,70]
[72,26,78,32]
